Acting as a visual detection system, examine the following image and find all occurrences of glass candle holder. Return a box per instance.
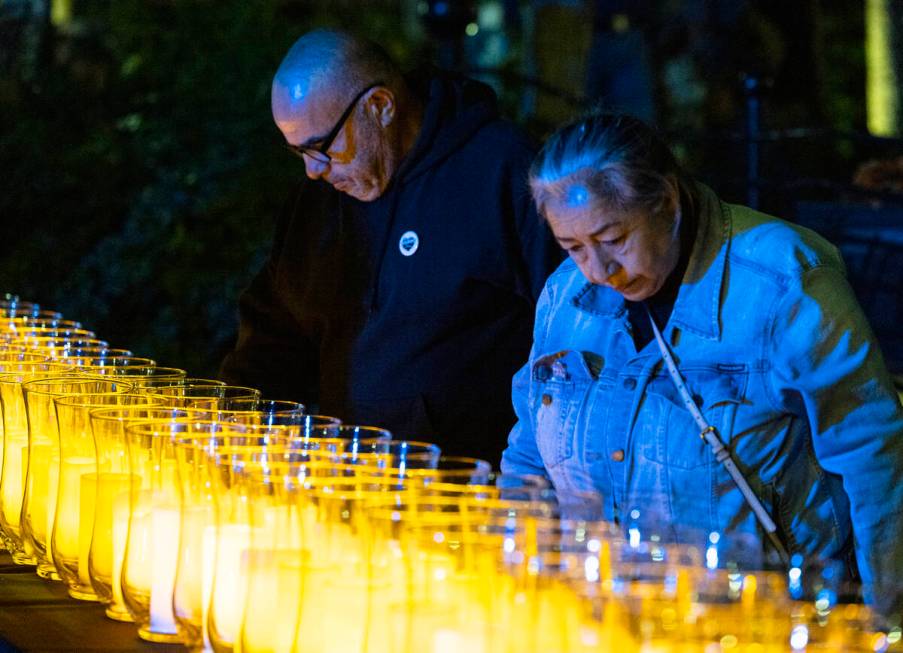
[1,317,82,333]
[51,392,158,600]
[121,367,188,389]
[288,475,415,653]
[0,365,74,564]
[353,438,441,474]
[167,422,258,651]
[88,407,206,622]
[70,357,156,373]
[204,438,316,653]
[401,456,493,486]
[121,418,199,643]
[214,399,306,426]
[0,355,52,552]
[14,333,104,355]
[21,377,130,581]
[148,384,262,411]
[52,348,135,363]
[237,459,312,653]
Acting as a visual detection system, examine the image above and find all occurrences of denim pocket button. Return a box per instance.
[623,377,637,391]
[541,393,553,406]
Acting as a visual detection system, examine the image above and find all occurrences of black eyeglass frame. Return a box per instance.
[285,81,384,164]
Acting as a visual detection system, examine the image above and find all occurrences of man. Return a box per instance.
[221,29,560,465]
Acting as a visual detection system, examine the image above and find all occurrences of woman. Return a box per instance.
[501,113,903,608]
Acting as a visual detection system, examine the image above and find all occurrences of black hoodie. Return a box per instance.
[221,72,561,465]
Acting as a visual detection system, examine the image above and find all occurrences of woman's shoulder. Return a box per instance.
[725,202,844,277]
[536,257,584,307]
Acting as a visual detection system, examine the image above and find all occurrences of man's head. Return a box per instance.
[271,30,420,202]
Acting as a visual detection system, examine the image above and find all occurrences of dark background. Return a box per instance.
[2,0,902,378]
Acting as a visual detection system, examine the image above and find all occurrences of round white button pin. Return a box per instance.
[399,230,419,256]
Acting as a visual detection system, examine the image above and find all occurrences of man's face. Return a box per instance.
[272,80,394,202]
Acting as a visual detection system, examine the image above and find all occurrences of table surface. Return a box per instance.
[0,552,183,653]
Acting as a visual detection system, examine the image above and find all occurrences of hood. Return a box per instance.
[395,70,499,185]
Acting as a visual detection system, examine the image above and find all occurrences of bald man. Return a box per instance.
[221,29,560,465]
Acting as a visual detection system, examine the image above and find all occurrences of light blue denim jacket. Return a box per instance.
[502,184,903,596]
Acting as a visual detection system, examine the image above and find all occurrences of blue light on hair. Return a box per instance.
[566,184,590,208]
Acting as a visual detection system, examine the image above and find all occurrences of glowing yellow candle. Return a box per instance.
[148,505,180,635]
[79,473,98,589]
[50,456,96,598]
[0,433,28,538]
[90,474,132,599]
[27,444,55,546]
[110,489,131,619]
[55,456,95,559]
[241,548,302,652]
[209,523,252,648]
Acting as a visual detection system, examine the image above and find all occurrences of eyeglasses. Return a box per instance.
[285,81,384,165]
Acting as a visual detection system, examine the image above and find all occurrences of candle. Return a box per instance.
[109,488,131,620]
[148,505,180,635]
[0,431,29,557]
[241,548,302,652]
[25,443,57,558]
[90,473,133,607]
[54,455,96,599]
[171,508,216,648]
[208,523,252,649]
[79,472,98,589]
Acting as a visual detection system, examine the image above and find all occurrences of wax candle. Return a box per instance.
[26,444,56,555]
[90,473,133,606]
[241,548,302,653]
[55,456,96,598]
[109,488,131,620]
[148,505,180,635]
[209,523,252,648]
[79,472,98,589]
[0,432,28,546]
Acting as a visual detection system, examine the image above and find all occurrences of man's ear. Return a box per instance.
[367,87,395,127]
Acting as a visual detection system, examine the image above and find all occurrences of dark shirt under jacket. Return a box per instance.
[221,72,562,465]
[626,188,698,351]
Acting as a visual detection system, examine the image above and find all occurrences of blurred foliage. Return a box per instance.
[0,0,421,377]
[0,0,890,379]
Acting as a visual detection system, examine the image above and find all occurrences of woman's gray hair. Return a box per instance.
[529,113,692,218]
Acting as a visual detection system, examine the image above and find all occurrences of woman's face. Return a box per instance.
[544,183,682,301]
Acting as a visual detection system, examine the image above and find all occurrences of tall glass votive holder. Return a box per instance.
[89,407,205,622]
[353,438,441,475]
[237,458,316,653]
[21,376,130,581]
[171,425,275,651]
[0,364,72,562]
[51,348,135,363]
[205,438,310,653]
[52,392,158,600]
[122,419,233,643]
[215,399,306,426]
[168,423,260,651]
[121,367,188,390]
[148,384,261,411]
[71,357,156,374]
[402,456,493,486]
[121,419,185,642]
[0,355,51,552]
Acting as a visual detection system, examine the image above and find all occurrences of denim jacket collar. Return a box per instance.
[571,183,729,341]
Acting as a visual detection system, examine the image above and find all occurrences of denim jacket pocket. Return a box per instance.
[531,350,597,469]
[642,365,748,470]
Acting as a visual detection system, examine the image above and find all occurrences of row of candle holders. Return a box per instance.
[0,293,899,653]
